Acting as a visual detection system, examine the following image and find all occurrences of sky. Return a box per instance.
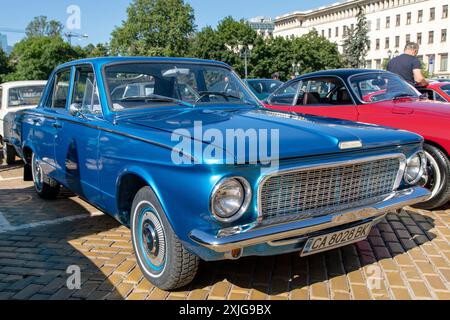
[0,0,337,46]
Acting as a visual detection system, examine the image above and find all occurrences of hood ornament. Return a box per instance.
[339,141,363,150]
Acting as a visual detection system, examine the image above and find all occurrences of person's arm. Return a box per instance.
[412,59,428,87]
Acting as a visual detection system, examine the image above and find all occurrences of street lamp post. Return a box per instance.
[226,43,254,79]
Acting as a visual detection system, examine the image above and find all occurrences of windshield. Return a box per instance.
[8,85,45,108]
[441,84,450,95]
[104,63,259,110]
[349,73,420,103]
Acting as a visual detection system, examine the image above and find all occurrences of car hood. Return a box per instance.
[116,106,422,161]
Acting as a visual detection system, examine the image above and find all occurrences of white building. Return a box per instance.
[248,16,275,38]
[274,0,450,77]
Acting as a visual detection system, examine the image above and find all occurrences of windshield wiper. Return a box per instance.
[194,91,256,107]
[120,94,193,108]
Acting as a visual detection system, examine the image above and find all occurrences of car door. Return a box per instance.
[33,68,72,179]
[53,64,103,205]
[290,77,359,121]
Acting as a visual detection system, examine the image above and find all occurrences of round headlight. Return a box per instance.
[405,152,426,185]
[211,177,251,222]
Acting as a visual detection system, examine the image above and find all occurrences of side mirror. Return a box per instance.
[69,103,82,116]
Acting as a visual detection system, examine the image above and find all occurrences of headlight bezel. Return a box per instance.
[210,177,252,223]
[404,151,427,185]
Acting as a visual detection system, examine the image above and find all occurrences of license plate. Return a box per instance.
[301,222,372,257]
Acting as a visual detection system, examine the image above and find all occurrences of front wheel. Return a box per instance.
[31,153,60,199]
[131,186,199,291]
[414,144,450,210]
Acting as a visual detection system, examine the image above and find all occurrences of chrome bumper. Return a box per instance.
[189,187,430,253]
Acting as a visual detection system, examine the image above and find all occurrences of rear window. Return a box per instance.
[8,85,45,108]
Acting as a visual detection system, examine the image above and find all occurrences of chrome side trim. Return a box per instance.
[189,186,430,253]
[256,153,407,223]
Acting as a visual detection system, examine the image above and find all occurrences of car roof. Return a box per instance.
[56,56,231,70]
[247,79,281,82]
[0,80,47,89]
[297,69,386,80]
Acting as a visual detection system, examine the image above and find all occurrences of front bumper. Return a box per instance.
[189,187,430,253]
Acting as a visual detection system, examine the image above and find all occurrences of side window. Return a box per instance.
[435,92,447,102]
[0,88,2,110]
[72,65,101,114]
[51,68,71,109]
[301,78,353,106]
[270,81,300,105]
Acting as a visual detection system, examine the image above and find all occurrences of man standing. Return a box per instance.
[271,72,280,81]
[387,42,428,87]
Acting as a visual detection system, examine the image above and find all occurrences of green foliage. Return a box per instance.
[0,48,10,83]
[5,36,85,81]
[191,18,342,80]
[110,0,195,57]
[84,43,110,57]
[342,6,370,68]
[25,16,64,38]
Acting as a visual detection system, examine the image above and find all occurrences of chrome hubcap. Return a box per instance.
[32,155,43,192]
[140,209,166,270]
[419,151,442,200]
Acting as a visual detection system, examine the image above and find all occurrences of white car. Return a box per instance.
[0,81,47,164]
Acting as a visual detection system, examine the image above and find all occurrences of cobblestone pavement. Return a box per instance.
[0,163,449,300]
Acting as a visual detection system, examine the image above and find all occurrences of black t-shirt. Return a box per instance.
[386,54,421,85]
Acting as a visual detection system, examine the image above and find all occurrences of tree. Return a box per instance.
[342,6,370,68]
[25,16,64,38]
[0,48,10,83]
[84,43,110,57]
[110,0,195,57]
[5,36,85,81]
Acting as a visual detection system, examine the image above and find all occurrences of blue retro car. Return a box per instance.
[9,57,430,290]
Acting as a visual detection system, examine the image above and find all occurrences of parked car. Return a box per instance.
[417,82,450,102]
[245,79,284,100]
[10,58,429,290]
[264,69,450,209]
[431,78,450,83]
[0,81,47,164]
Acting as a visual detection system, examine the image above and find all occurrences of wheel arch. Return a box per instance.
[424,139,450,159]
[115,167,169,228]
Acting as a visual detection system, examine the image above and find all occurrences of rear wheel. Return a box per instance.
[5,144,16,165]
[414,144,450,210]
[31,153,60,199]
[130,186,199,290]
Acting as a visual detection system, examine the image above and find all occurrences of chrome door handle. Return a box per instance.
[52,123,63,129]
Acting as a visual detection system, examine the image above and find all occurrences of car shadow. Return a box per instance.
[186,209,437,298]
[0,185,122,300]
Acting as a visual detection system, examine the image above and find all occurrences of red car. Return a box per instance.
[264,69,450,209]
[417,82,450,102]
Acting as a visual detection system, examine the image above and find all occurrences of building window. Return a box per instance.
[442,29,447,42]
[343,26,347,36]
[335,26,339,37]
[385,37,390,49]
[321,30,325,37]
[418,10,423,23]
[430,7,435,21]
[440,53,448,71]
[406,12,411,25]
[365,60,372,69]
[376,18,381,30]
[328,28,332,38]
[375,59,382,69]
[368,20,372,32]
[406,34,411,43]
[376,39,380,50]
[386,16,390,28]
[417,33,422,45]
[429,31,434,44]
[396,14,401,26]
[444,5,448,19]
[395,36,400,48]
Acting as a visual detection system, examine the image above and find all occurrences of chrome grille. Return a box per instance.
[259,157,402,224]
